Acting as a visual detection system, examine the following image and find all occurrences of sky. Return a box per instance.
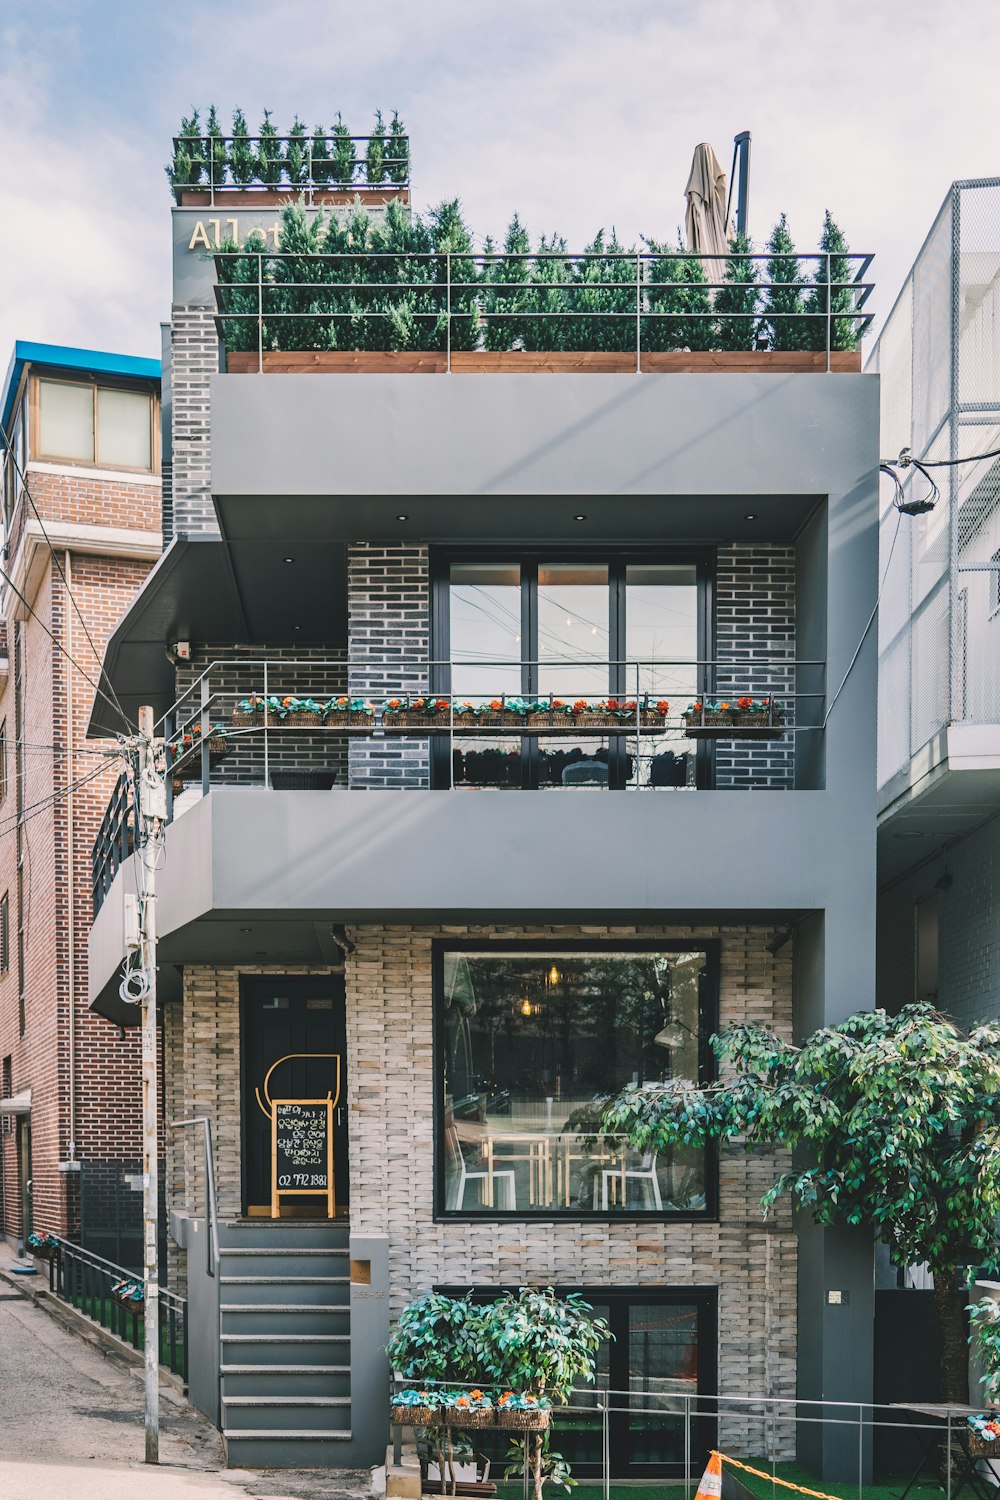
[2,0,999,366]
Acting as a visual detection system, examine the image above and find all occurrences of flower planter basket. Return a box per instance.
[383,712,443,730]
[279,710,324,728]
[495,1408,551,1432]
[231,706,263,727]
[324,710,374,728]
[683,700,786,741]
[172,736,229,779]
[28,1240,59,1262]
[573,712,620,729]
[392,1403,438,1428]
[445,1407,495,1430]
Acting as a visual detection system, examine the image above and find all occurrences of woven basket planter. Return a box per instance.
[30,1244,59,1262]
[382,712,445,730]
[683,710,784,740]
[965,1431,1000,1459]
[323,710,374,729]
[495,1408,551,1432]
[391,1403,438,1428]
[573,712,620,729]
[526,711,552,729]
[278,710,324,728]
[445,1407,495,1430]
[231,708,262,727]
[640,710,669,729]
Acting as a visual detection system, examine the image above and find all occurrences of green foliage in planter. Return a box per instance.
[204,104,228,189]
[714,232,759,352]
[285,115,309,186]
[429,199,480,351]
[803,210,857,353]
[386,1290,480,1383]
[483,214,531,351]
[366,108,387,185]
[331,113,356,186]
[166,109,204,191]
[603,1002,1000,1406]
[969,1296,1000,1407]
[563,230,637,352]
[388,110,409,186]
[311,124,332,185]
[643,235,716,351]
[760,214,808,351]
[230,108,255,187]
[268,202,335,351]
[524,234,573,351]
[257,109,282,187]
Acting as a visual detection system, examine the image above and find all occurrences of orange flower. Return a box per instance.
[737,697,753,710]
[490,699,502,711]
[500,1391,514,1403]
[656,699,670,713]
[719,701,731,711]
[456,1396,470,1407]
[470,1390,483,1400]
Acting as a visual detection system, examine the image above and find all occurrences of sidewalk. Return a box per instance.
[0,1255,372,1500]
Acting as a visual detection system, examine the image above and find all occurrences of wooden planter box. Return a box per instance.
[177,187,409,209]
[227,348,863,376]
[684,711,785,741]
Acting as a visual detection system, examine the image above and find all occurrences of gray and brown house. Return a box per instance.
[85,137,880,1478]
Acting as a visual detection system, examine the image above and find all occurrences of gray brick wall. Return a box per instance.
[714,544,796,790]
[347,542,430,788]
[168,922,796,1458]
[170,306,220,537]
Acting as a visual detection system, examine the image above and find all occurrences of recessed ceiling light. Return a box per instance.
[240,927,252,933]
[745,513,757,521]
[283,556,295,563]
[292,624,301,631]
[396,514,409,521]
[574,513,586,522]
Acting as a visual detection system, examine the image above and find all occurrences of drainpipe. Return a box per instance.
[64,551,76,1166]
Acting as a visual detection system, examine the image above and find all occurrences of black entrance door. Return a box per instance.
[17,1119,32,1242]
[240,975,348,1216]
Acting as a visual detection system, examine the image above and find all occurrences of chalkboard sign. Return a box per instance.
[271,1099,334,1218]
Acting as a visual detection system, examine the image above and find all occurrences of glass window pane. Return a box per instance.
[627,1302,700,1464]
[537,563,609,697]
[441,949,709,1218]
[39,381,94,462]
[97,388,152,469]
[449,563,521,697]
[626,564,698,791]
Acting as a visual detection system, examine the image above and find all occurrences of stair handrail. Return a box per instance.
[169,1115,220,1277]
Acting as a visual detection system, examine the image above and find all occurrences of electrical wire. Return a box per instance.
[904,445,1000,470]
[0,420,136,735]
[0,758,116,840]
[816,509,902,732]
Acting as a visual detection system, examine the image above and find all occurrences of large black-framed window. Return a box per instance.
[436,1284,718,1478]
[434,939,718,1222]
[431,547,713,790]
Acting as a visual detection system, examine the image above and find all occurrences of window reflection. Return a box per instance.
[440,949,709,1216]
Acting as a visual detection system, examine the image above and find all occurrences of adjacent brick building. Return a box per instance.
[0,342,161,1265]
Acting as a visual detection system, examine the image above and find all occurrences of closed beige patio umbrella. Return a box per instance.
[684,142,731,258]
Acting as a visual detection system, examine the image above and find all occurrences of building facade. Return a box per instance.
[86,154,880,1478]
[0,342,161,1265]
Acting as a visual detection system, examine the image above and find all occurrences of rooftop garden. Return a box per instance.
[167,105,409,197]
[215,200,870,365]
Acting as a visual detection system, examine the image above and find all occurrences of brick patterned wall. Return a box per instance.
[714,544,796,790]
[170,925,795,1456]
[170,307,219,537]
[347,543,430,788]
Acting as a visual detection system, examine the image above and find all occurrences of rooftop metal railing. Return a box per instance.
[212,248,874,371]
[169,131,410,203]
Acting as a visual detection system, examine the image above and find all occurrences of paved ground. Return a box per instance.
[0,1263,374,1500]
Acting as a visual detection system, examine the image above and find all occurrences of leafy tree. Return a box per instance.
[310,124,331,186]
[643,234,715,351]
[285,115,309,187]
[429,199,480,352]
[714,233,759,352]
[257,109,282,187]
[969,1296,1000,1406]
[366,108,387,185]
[483,214,531,351]
[602,1003,1000,1404]
[203,104,227,189]
[759,214,808,351]
[331,113,356,187]
[388,110,409,185]
[386,1290,480,1383]
[230,108,255,187]
[166,109,203,191]
[803,211,858,353]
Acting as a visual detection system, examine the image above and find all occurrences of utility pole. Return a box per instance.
[136,705,165,1463]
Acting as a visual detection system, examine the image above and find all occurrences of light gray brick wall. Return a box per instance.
[714,544,796,790]
[170,306,220,537]
[347,542,430,788]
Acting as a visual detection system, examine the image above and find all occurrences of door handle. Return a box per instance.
[336,1108,342,1127]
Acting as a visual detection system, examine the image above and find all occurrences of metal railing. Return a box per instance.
[169,131,410,203]
[213,248,874,371]
[168,1118,220,1279]
[91,769,133,917]
[391,1378,999,1497]
[46,1236,187,1385]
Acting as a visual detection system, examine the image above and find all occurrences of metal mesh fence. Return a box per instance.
[870,179,1000,789]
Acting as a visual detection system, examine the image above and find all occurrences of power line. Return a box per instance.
[0,759,117,840]
[0,420,136,735]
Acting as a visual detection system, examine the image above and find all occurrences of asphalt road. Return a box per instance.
[0,1272,372,1500]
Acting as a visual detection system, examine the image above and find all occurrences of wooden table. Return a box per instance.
[890,1403,999,1500]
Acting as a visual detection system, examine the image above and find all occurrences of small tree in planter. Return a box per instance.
[366,108,388,185]
[388,110,409,185]
[257,109,282,188]
[167,108,204,192]
[230,108,255,187]
[480,1288,611,1500]
[643,234,716,351]
[714,232,759,351]
[430,198,480,352]
[285,115,309,187]
[803,211,857,353]
[565,229,636,352]
[387,1292,481,1492]
[759,214,807,351]
[483,214,531,351]
[269,201,332,352]
[526,233,573,352]
[204,103,228,190]
[331,113,356,186]
[311,124,332,185]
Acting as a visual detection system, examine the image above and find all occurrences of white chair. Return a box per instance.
[598,1151,663,1210]
[445,1123,516,1210]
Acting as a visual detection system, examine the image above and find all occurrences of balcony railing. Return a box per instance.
[170,131,410,204]
[214,248,874,372]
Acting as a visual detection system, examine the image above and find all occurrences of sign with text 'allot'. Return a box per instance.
[271,1099,334,1218]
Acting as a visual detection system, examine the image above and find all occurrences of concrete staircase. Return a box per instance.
[217,1218,354,1468]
